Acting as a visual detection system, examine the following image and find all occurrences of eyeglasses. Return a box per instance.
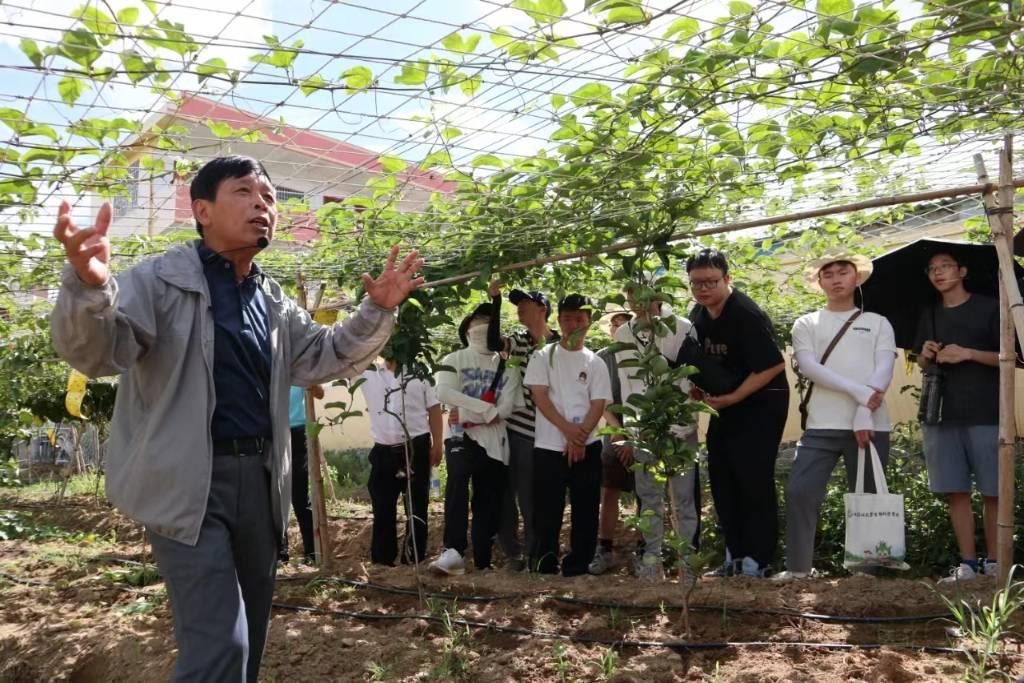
[925,263,959,275]
[688,278,722,291]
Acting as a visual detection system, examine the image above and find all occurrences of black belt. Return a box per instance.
[213,437,270,457]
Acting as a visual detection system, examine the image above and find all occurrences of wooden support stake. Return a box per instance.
[296,272,333,571]
[975,136,1019,585]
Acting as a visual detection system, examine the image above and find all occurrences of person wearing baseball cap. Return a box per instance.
[483,282,560,571]
[430,301,523,576]
[524,293,611,575]
[775,252,897,581]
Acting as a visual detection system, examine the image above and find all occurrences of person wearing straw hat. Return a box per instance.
[774,253,897,581]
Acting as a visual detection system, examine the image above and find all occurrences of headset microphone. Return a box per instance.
[256,236,270,249]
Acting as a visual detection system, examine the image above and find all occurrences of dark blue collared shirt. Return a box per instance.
[198,243,273,440]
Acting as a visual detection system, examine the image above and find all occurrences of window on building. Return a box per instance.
[112,161,141,214]
[276,186,305,204]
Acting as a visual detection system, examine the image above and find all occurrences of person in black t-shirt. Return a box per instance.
[684,248,790,578]
[913,250,1000,583]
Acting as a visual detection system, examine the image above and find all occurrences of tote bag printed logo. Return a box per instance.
[843,442,909,570]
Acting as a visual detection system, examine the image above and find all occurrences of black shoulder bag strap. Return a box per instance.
[799,310,863,430]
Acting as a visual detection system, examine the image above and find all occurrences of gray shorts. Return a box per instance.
[922,424,999,497]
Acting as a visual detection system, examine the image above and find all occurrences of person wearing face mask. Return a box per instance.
[429,303,523,575]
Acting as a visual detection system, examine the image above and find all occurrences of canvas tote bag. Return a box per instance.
[843,442,910,570]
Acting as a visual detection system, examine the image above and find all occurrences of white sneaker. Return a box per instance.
[983,560,998,577]
[740,556,768,578]
[634,554,663,582]
[772,569,813,582]
[937,562,980,585]
[429,548,465,576]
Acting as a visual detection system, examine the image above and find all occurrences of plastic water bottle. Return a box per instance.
[430,467,441,499]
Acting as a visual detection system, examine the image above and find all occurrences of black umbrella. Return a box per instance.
[860,238,1024,350]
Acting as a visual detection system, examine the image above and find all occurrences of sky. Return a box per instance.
[0,0,1014,238]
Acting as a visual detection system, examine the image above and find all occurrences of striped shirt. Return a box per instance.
[505,327,559,437]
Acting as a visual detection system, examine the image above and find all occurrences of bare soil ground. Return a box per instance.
[2,493,1022,682]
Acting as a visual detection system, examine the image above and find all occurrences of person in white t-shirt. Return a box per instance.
[358,357,443,566]
[525,294,612,576]
[606,287,701,581]
[775,253,897,581]
[429,303,523,575]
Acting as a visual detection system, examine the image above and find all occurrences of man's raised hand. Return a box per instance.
[361,245,425,310]
[53,201,112,287]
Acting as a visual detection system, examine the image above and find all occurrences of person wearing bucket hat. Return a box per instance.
[775,253,897,581]
[913,250,1001,584]
[483,282,560,571]
[430,302,523,576]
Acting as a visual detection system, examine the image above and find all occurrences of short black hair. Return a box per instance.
[189,155,273,236]
[686,247,729,275]
[928,250,962,267]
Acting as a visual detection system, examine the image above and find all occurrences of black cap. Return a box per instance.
[508,289,551,315]
[558,294,594,313]
[458,303,494,347]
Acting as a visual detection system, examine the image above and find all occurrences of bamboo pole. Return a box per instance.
[974,138,1019,585]
[995,137,1018,585]
[296,273,333,571]
[423,177,1024,289]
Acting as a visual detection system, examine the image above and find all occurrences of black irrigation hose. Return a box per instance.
[270,600,1017,658]
[279,574,952,624]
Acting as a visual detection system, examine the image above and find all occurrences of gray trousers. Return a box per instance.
[498,430,535,560]
[634,446,700,562]
[784,430,891,573]
[149,454,279,683]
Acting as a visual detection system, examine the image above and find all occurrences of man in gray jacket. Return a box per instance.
[51,155,423,682]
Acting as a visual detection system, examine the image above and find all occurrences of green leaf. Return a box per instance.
[19,38,43,68]
[394,60,429,86]
[662,17,699,41]
[513,0,566,24]
[817,0,853,15]
[196,57,228,84]
[57,76,88,106]
[458,74,482,96]
[298,74,327,95]
[441,126,462,141]
[442,32,466,52]
[117,7,140,25]
[606,6,647,24]
[728,0,753,15]
[570,82,613,105]
[207,120,235,139]
[419,149,453,169]
[471,154,504,168]
[378,155,407,173]
[551,93,566,110]
[59,29,102,69]
[21,148,63,164]
[341,66,373,92]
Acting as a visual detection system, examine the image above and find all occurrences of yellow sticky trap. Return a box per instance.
[65,370,88,418]
[313,309,338,325]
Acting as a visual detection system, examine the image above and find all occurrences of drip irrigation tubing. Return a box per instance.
[269,600,1018,658]
[276,574,953,624]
